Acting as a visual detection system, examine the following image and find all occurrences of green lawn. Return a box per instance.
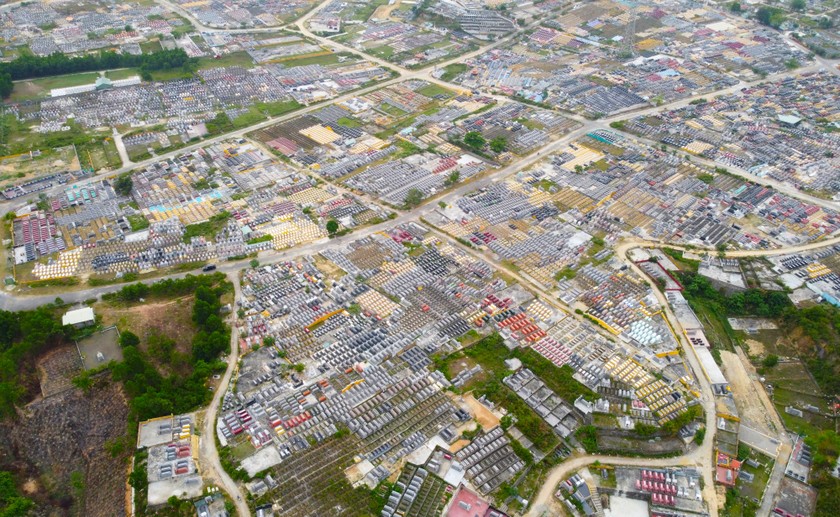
[256,99,302,117]
[148,67,195,82]
[282,52,347,67]
[379,103,408,117]
[337,117,361,128]
[369,46,395,58]
[440,63,467,81]
[197,51,256,70]
[417,83,454,98]
[9,72,101,101]
[232,107,268,129]
[105,69,141,81]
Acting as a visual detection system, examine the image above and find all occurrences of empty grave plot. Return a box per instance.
[0,145,80,191]
[266,434,374,516]
[37,345,83,398]
[251,115,323,151]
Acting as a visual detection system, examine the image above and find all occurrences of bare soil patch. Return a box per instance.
[37,345,83,398]
[461,392,501,429]
[721,350,779,435]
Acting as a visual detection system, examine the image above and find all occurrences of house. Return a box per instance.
[62,307,95,328]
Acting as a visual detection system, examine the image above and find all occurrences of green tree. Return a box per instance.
[489,137,507,153]
[756,6,785,28]
[791,0,806,11]
[762,354,780,368]
[0,471,35,516]
[729,2,742,13]
[326,219,339,235]
[119,330,140,348]
[404,188,424,208]
[114,173,133,196]
[463,131,486,149]
[444,171,460,186]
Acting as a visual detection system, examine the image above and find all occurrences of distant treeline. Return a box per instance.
[0,48,196,99]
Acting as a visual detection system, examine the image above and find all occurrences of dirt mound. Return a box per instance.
[0,378,130,517]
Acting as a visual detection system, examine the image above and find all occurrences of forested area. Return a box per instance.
[0,306,70,417]
[0,48,196,98]
[679,272,792,318]
[98,273,232,421]
[0,471,34,517]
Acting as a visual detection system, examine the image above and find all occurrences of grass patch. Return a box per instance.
[232,107,268,129]
[9,72,101,101]
[336,116,361,128]
[140,40,162,54]
[440,63,467,81]
[379,103,408,117]
[196,51,255,70]
[393,139,421,159]
[246,234,273,245]
[369,46,395,59]
[662,247,700,272]
[281,52,347,67]
[105,68,140,81]
[256,99,302,117]
[416,83,453,98]
[182,211,231,243]
[127,214,150,232]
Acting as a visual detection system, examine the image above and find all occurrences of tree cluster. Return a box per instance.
[756,6,786,28]
[0,48,197,98]
[680,272,791,318]
[191,284,230,363]
[111,277,230,421]
[104,272,227,302]
[0,307,69,417]
[113,173,133,197]
[0,471,35,517]
[111,332,222,421]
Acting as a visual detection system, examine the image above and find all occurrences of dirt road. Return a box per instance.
[198,273,249,516]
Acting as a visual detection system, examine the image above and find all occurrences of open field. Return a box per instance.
[95,296,198,374]
[763,360,835,435]
[0,144,79,190]
[9,72,101,102]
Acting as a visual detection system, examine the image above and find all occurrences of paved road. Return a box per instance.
[198,273,249,516]
[619,234,840,258]
[112,128,133,168]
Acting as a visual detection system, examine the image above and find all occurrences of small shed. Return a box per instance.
[62,307,95,328]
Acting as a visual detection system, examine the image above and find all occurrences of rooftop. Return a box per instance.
[62,306,95,326]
